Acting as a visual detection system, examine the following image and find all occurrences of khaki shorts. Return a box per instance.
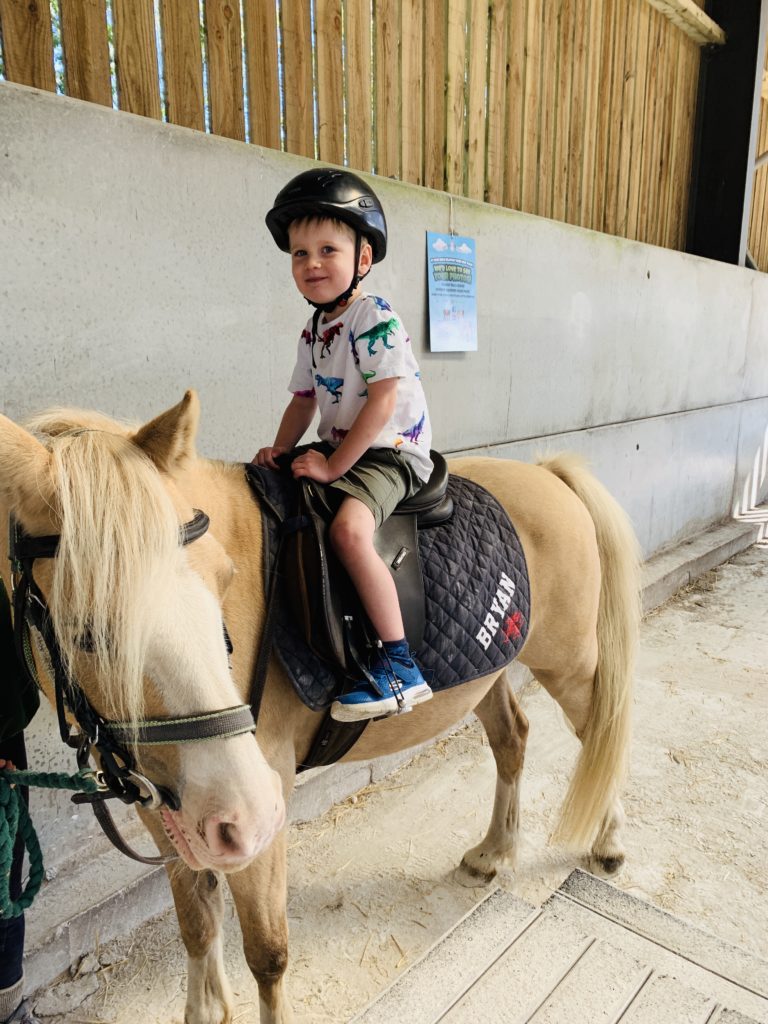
[304,444,424,528]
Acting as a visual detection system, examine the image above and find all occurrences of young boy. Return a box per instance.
[257,168,433,722]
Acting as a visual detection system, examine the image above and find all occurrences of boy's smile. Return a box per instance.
[288,218,372,316]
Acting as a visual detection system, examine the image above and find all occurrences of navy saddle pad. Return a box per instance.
[244,464,531,712]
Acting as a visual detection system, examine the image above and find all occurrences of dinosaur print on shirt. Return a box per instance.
[356,317,399,356]
[288,295,433,482]
[314,374,343,403]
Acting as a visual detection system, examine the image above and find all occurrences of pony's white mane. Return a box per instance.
[25,408,181,727]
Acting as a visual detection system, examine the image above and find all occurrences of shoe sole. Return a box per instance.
[330,685,433,723]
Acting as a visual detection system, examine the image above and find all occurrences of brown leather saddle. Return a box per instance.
[283,451,454,684]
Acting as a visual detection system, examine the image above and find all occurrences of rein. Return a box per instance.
[6,508,255,866]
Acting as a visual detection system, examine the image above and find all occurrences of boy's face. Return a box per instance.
[288,218,372,312]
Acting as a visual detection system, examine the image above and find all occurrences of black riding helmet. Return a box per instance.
[266,168,387,261]
[266,168,388,314]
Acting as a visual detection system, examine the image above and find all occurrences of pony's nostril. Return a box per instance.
[218,821,235,849]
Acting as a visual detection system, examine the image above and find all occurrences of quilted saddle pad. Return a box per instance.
[245,465,531,712]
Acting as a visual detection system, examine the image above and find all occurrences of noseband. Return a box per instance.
[8,509,255,864]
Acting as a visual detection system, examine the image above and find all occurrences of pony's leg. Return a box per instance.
[139,812,234,1023]
[530,664,627,874]
[227,831,292,1024]
[457,672,529,884]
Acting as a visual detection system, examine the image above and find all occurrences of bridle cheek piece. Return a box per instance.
[7,509,255,864]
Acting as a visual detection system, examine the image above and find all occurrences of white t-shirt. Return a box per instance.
[288,294,433,482]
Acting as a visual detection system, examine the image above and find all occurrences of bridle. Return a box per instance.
[8,509,255,864]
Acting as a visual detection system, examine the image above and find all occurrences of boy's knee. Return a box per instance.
[329,514,369,556]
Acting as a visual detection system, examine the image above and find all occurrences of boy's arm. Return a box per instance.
[291,378,398,483]
[253,393,317,468]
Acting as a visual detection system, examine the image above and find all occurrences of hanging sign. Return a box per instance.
[426,231,478,352]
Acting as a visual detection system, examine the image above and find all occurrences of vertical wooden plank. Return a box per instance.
[565,0,589,224]
[667,32,697,250]
[159,0,204,130]
[486,0,508,205]
[646,10,668,244]
[204,0,245,140]
[375,0,400,178]
[537,0,557,218]
[466,0,489,201]
[592,0,615,232]
[401,0,424,186]
[602,0,627,235]
[757,99,768,266]
[637,9,663,242]
[520,0,542,214]
[579,0,603,227]
[282,0,314,157]
[346,0,372,172]
[552,0,575,223]
[423,0,446,191]
[653,20,675,246]
[758,173,766,269]
[113,0,161,119]
[759,97,768,263]
[59,0,111,106]
[674,32,703,250]
[659,26,683,247]
[608,0,632,234]
[243,0,281,149]
[316,0,344,164]
[615,0,640,237]
[445,0,466,195]
[0,0,56,90]
[625,0,650,240]
[503,0,526,210]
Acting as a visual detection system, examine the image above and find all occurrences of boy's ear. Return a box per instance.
[358,239,374,276]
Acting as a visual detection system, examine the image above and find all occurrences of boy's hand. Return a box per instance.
[253,446,287,470]
[291,449,337,484]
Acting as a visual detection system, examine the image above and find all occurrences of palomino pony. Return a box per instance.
[0,392,640,1024]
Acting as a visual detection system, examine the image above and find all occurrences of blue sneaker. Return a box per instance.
[331,648,433,722]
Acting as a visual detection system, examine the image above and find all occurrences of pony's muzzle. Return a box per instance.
[197,769,286,866]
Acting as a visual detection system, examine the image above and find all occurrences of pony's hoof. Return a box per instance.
[588,852,625,876]
[455,857,497,888]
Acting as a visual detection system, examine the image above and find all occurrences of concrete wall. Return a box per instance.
[2,82,767,953]
[1,81,767,560]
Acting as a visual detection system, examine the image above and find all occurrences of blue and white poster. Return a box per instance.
[426,231,478,352]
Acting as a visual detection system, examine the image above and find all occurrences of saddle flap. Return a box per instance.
[372,514,425,650]
[282,482,348,669]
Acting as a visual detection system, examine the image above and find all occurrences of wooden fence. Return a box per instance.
[747,43,768,272]
[0,0,758,265]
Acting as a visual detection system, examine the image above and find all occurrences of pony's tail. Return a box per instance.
[539,454,642,850]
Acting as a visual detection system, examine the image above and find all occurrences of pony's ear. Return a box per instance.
[132,390,200,474]
[0,414,57,531]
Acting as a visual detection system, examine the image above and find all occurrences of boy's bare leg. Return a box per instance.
[329,496,404,641]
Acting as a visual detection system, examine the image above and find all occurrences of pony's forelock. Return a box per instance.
[31,412,180,728]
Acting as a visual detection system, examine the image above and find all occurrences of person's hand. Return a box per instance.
[0,758,17,775]
[253,445,287,470]
[291,449,338,484]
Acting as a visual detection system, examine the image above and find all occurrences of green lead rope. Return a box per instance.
[0,767,100,919]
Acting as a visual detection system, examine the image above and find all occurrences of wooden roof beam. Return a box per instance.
[645,0,726,46]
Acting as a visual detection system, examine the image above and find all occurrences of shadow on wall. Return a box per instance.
[733,422,768,545]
